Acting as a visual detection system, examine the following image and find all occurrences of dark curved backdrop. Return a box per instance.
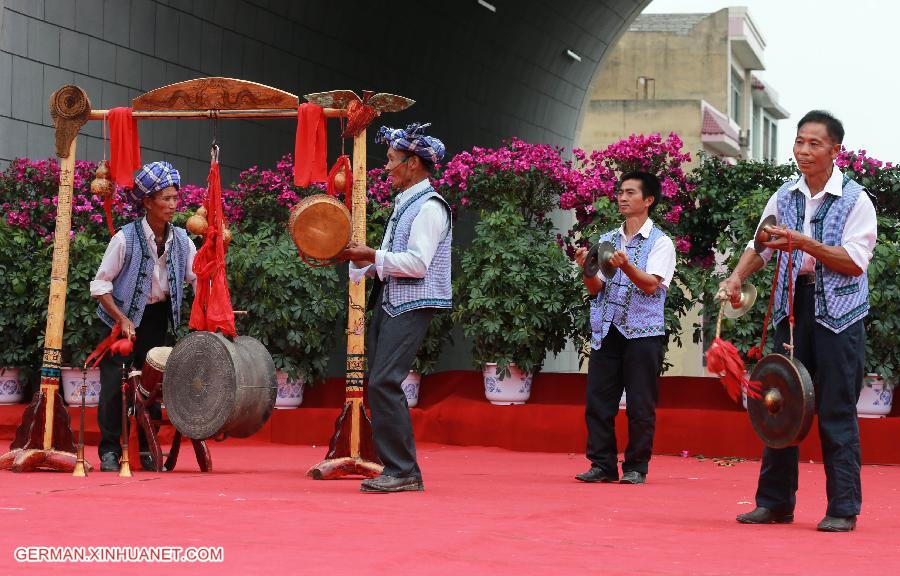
[1,0,650,183]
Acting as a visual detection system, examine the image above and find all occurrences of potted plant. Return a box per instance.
[453,206,580,404]
[835,148,900,416]
[0,222,44,403]
[0,158,117,404]
[227,222,344,403]
[859,230,899,416]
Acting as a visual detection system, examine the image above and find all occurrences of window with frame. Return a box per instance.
[731,69,744,123]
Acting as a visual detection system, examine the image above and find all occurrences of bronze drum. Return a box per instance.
[288,194,352,261]
[162,331,277,440]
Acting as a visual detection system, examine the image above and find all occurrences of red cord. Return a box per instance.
[757,230,795,357]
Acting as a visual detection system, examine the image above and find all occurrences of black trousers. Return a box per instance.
[585,328,664,476]
[366,290,434,478]
[97,301,171,459]
[754,284,865,517]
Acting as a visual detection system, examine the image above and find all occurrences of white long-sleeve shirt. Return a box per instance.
[90,218,197,303]
[745,166,877,274]
[349,178,450,283]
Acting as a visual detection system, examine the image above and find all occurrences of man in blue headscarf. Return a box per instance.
[90,161,196,472]
[340,123,452,493]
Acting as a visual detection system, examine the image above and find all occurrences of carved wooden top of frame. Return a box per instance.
[132,77,299,111]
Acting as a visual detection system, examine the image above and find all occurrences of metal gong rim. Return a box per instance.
[163,331,236,439]
[584,241,616,279]
[747,353,815,449]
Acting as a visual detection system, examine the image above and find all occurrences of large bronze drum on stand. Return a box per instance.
[163,331,277,440]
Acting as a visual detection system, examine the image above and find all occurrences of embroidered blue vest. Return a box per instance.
[97,220,192,329]
[589,225,668,349]
[772,174,869,333]
[382,187,453,317]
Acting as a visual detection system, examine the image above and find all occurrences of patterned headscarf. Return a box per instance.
[375,123,446,165]
[131,161,181,202]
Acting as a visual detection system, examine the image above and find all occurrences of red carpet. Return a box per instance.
[2,371,899,465]
[1,442,898,575]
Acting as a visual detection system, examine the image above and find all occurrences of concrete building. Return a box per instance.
[578,6,788,164]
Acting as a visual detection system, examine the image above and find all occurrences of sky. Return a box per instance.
[642,0,899,164]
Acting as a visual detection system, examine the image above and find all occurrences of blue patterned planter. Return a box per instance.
[483,363,533,405]
[402,371,421,408]
[61,368,101,407]
[857,374,894,418]
[0,368,24,404]
[275,371,305,409]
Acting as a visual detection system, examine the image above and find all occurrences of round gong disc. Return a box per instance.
[163,331,236,440]
[747,353,815,449]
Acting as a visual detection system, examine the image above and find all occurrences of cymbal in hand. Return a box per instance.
[753,215,778,253]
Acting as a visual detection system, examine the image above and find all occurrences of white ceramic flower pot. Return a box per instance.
[0,367,25,404]
[483,363,533,405]
[857,373,894,418]
[61,367,101,407]
[275,370,305,409]
[402,371,421,408]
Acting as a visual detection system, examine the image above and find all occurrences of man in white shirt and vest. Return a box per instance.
[90,161,196,472]
[341,123,451,493]
[574,171,676,485]
[721,111,877,532]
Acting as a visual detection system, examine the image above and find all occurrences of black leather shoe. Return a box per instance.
[100,452,120,472]
[140,455,156,472]
[817,515,857,532]
[619,471,646,484]
[360,474,424,493]
[736,507,794,524]
[575,467,617,483]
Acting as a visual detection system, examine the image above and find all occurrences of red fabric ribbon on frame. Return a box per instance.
[107,108,141,188]
[189,160,236,337]
[294,103,328,187]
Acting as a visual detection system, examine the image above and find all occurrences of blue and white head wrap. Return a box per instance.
[131,161,181,202]
[375,123,446,165]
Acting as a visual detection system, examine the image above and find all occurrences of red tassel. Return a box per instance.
[326,155,352,211]
[110,337,134,357]
[84,324,133,369]
[706,337,763,403]
[103,195,116,236]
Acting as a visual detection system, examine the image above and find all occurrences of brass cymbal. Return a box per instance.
[584,241,617,279]
[724,283,757,319]
[753,215,777,253]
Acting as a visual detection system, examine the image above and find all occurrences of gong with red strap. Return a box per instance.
[747,353,815,448]
[746,221,816,448]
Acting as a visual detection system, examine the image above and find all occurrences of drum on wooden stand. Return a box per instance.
[162,331,277,440]
[288,194,352,264]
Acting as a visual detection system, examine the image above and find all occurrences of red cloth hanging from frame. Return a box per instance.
[108,107,141,188]
[294,103,327,187]
[189,160,236,337]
